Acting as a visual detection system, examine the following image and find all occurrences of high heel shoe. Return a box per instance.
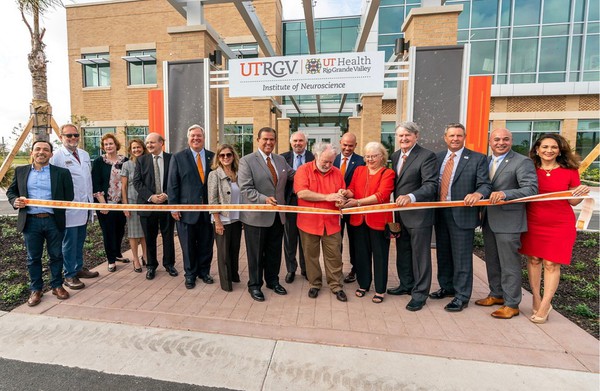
[140,256,146,266]
[530,305,552,324]
[133,260,142,273]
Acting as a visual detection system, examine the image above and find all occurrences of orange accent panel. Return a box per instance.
[465,76,492,154]
[148,90,164,139]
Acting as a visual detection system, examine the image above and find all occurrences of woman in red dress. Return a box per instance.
[520,134,589,324]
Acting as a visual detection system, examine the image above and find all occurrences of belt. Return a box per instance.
[29,213,52,218]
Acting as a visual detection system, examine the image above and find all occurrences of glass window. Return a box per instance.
[500,0,511,26]
[378,6,404,34]
[471,0,498,28]
[224,124,254,157]
[539,37,568,72]
[456,1,471,29]
[542,0,570,24]
[470,40,496,74]
[125,126,148,147]
[284,29,301,54]
[542,24,570,36]
[229,43,259,59]
[587,21,600,34]
[514,0,541,26]
[126,50,156,86]
[583,34,600,72]
[498,40,510,73]
[82,53,110,87]
[573,0,586,22]
[505,120,560,156]
[576,120,600,169]
[341,28,358,51]
[538,72,566,82]
[511,39,538,73]
[590,0,599,21]
[319,28,342,53]
[513,26,539,37]
[470,28,497,40]
[82,127,116,159]
[381,122,396,160]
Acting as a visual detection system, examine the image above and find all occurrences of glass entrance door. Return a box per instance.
[303,127,341,151]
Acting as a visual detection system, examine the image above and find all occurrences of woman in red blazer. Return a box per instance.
[343,142,395,303]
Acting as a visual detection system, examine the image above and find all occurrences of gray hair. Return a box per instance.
[290,130,307,143]
[187,124,205,136]
[364,141,388,163]
[312,142,338,158]
[396,121,420,135]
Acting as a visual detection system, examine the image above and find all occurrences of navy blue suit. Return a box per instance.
[434,148,491,302]
[167,148,215,280]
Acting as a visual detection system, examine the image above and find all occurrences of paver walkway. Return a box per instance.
[14,235,599,374]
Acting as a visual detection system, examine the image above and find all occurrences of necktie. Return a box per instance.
[397,154,407,175]
[490,157,498,179]
[72,149,80,163]
[439,152,456,201]
[341,157,348,176]
[196,153,205,183]
[266,156,278,186]
[295,154,303,170]
[153,155,161,194]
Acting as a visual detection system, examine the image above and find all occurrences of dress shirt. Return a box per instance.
[190,148,206,174]
[489,152,508,174]
[26,164,54,214]
[294,151,306,170]
[257,149,279,180]
[396,145,418,203]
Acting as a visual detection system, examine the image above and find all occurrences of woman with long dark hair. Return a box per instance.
[520,133,590,323]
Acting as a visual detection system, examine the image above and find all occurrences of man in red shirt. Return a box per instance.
[295,143,348,302]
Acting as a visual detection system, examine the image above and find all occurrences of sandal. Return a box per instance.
[108,263,117,272]
[355,288,367,298]
[372,294,384,304]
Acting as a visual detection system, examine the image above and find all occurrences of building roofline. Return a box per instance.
[65,0,140,9]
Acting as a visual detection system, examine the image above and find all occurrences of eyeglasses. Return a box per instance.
[62,134,80,138]
[364,154,381,160]
[218,153,233,158]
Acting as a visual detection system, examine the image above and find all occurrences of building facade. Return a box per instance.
[65,0,598,168]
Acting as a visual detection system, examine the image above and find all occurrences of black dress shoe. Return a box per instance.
[267,283,287,295]
[165,265,179,277]
[387,286,412,295]
[185,277,196,289]
[285,272,295,284]
[429,288,455,300]
[308,288,319,298]
[146,268,156,280]
[343,271,356,283]
[445,297,468,312]
[249,288,265,302]
[406,298,426,312]
[335,290,348,302]
[200,275,214,284]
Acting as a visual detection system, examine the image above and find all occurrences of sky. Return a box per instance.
[0,0,362,148]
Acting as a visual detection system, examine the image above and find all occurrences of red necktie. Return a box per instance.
[341,157,347,176]
[72,149,80,163]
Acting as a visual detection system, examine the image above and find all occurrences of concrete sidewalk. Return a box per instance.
[4,233,598,390]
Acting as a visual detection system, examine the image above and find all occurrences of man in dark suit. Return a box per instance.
[476,128,537,319]
[431,123,491,312]
[7,140,74,307]
[333,132,364,283]
[239,127,294,301]
[167,125,215,289]
[387,122,438,312]
[281,130,314,283]
[133,132,177,280]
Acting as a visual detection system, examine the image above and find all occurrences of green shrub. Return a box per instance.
[473,230,484,247]
[573,261,587,272]
[0,283,28,303]
[577,283,599,299]
[0,270,20,281]
[581,167,599,182]
[573,304,596,318]
[582,238,598,248]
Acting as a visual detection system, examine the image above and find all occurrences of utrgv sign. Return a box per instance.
[228,52,385,97]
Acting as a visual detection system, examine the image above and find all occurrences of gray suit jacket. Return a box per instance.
[436,148,491,229]
[484,150,538,233]
[239,151,294,227]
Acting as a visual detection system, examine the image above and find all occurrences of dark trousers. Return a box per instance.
[434,208,475,302]
[96,210,126,264]
[215,221,242,291]
[353,222,390,295]
[176,219,214,279]
[244,218,284,290]
[395,214,433,302]
[340,216,357,273]
[284,211,305,274]
[140,211,175,270]
[23,216,65,291]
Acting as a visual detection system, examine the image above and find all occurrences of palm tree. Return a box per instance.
[17,0,63,142]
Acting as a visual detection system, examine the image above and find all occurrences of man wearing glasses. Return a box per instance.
[50,124,99,291]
